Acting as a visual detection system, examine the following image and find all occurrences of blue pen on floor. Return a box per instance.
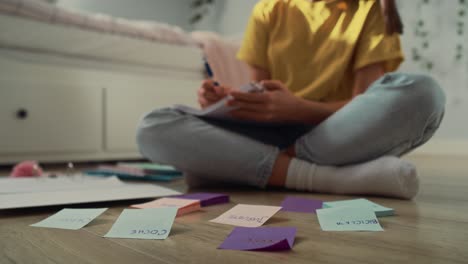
[203,57,220,86]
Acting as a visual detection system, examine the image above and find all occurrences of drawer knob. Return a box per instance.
[16,108,28,120]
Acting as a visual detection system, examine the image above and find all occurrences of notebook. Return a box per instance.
[173,82,264,121]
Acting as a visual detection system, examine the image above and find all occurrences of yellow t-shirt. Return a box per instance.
[237,0,404,102]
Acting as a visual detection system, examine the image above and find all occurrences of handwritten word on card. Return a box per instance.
[30,208,108,230]
[316,207,383,231]
[219,227,296,251]
[131,198,200,216]
[210,204,281,227]
[104,208,177,239]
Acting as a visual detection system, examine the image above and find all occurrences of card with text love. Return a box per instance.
[210,204,281,227]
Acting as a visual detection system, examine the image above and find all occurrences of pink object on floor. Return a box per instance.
[10,161,43,177]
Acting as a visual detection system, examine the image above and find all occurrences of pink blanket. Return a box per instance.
[191,31,250,90]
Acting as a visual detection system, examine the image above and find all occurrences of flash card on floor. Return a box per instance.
[219,227,296,251]
[30,208,107,230]
[104,208,177,239]
[210,204,281,227]
[131,198,201,216]
[280,196,323,214]
[323,198,394,217]
[174,192,229,207]
[317,207,383,231]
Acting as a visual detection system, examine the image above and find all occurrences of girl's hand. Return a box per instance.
[197,80,231,109]
[227,80,303,123]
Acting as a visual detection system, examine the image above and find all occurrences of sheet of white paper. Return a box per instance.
[0,177,181,209]
[0,175,123,194]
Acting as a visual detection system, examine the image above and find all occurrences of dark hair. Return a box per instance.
[380,0,404,35]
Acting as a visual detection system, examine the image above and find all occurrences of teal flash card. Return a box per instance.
[104,208,178,240]
[317,206,384,231]
[31,208,108,230]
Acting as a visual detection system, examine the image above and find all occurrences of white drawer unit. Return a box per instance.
[0,12,204,164]
[0,46,203,164]
[0,83,102,154]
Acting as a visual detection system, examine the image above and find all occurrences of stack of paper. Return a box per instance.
[174,192,229,207]
[131,197,201,216]
[315,198,394,232]
[316,206,384,231]
[85,164,182,182]
[323,198,394,217]
[118,163,181,175]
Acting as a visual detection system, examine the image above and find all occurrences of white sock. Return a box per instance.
[286,156,419,199]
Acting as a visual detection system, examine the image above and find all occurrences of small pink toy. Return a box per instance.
[10,160,43,177]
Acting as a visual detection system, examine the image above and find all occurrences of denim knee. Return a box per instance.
[405,74,445,116]
[376,73,445,116]
[136,108,186,161]
[401,74,446,149]
[295,73,447,165]
[371,73,446,154]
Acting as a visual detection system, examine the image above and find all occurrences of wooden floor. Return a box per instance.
[1,155,467,264]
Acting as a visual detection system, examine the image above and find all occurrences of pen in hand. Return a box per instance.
[203,57,220,87]
[203,57,230,98]
[199,57,229,109]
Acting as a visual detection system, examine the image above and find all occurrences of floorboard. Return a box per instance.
[1,155,467,264]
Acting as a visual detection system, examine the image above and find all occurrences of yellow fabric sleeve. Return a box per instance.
[236,1,272,70]
[353,2,404,72]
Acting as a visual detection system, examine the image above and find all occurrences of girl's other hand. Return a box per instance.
[227,80,303,123]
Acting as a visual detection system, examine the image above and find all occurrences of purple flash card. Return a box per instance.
[280,196,323,214]
[174,192,229,207]
[218,227,297,251]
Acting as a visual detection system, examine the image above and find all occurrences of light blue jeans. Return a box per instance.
[137,73,445,188]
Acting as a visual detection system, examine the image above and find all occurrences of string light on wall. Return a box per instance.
[455,0,466,62]
[190,0,215,25]
[411,0,466,70]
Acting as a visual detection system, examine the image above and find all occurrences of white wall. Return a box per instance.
[398,0,468,139]
[216,0,257,35]
[189,0,224,32]
[56,0,192,30]
[211,0,468,155]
